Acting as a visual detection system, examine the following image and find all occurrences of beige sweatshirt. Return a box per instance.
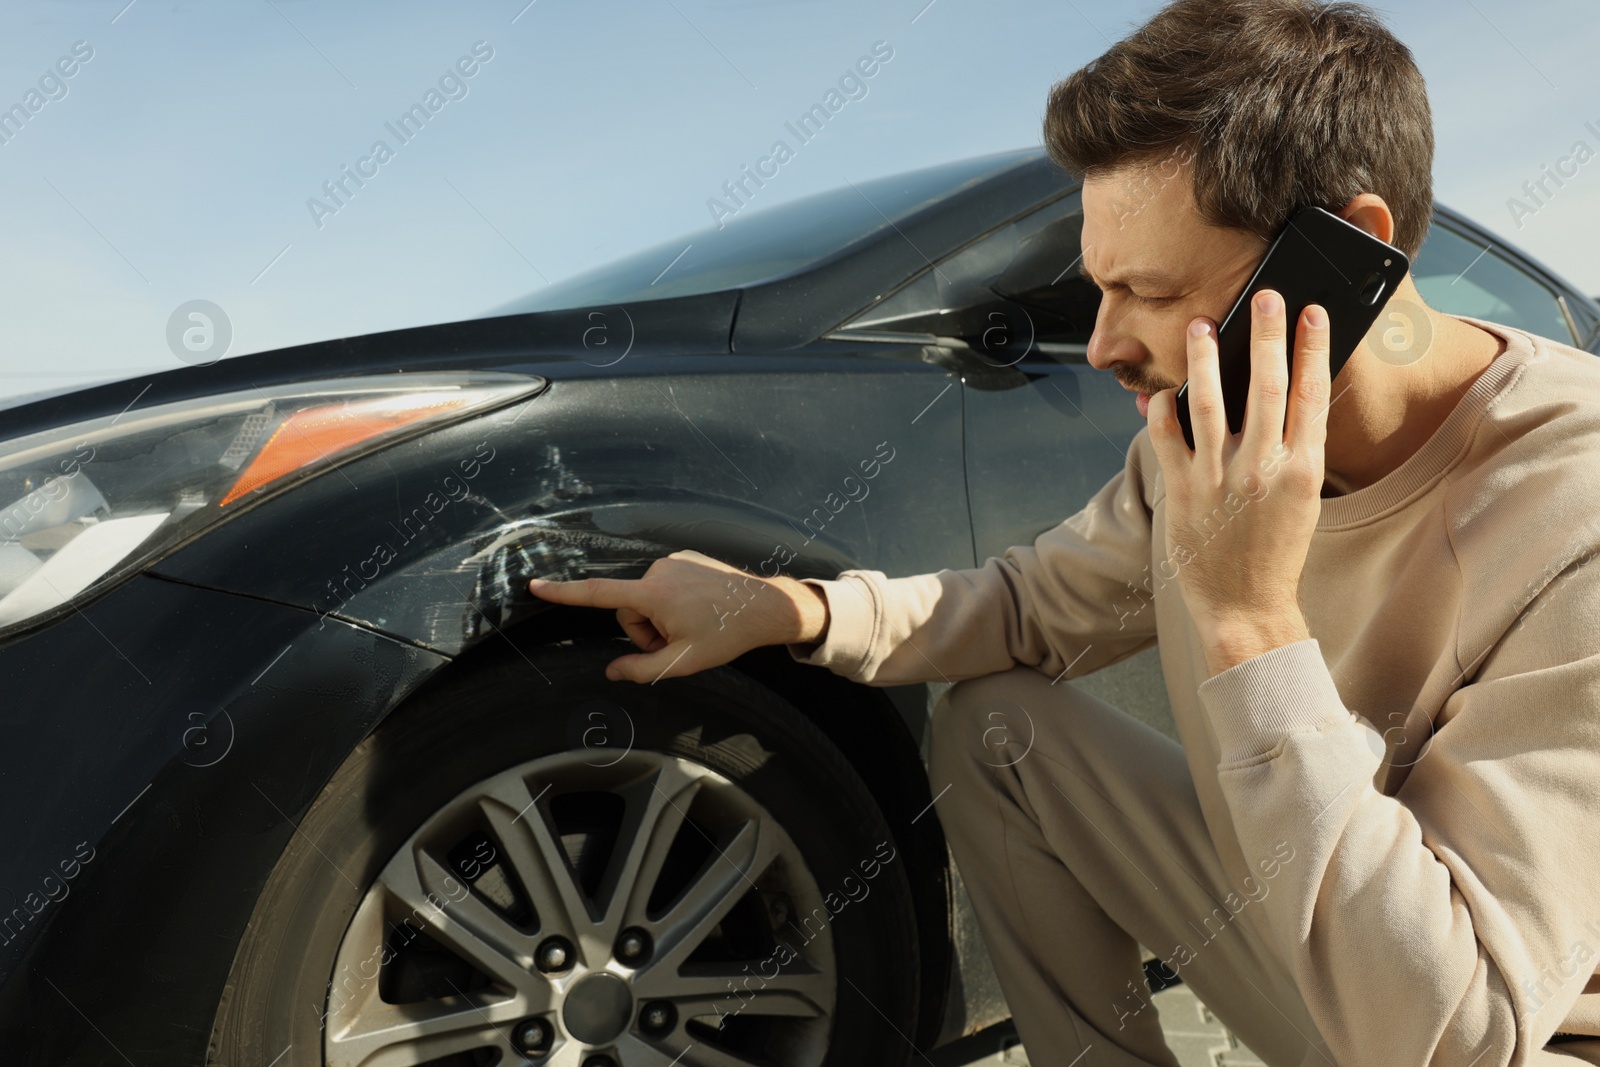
[786,318,1600,1065]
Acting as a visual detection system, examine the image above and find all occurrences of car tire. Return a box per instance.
[207,637,920,1067]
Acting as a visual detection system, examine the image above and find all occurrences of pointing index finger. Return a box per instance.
[528,576,643,610]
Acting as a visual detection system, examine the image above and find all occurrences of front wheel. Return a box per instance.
[208,638,921,1067]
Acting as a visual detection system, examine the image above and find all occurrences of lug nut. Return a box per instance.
[581,1056,617,1067]
[640,1000,676,1034]
[615,927,652,965]
[512,1017,553,1056]
[536,936,574,973]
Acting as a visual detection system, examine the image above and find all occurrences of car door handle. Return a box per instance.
[920,344,1031,392]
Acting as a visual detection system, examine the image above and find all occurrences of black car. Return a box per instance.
[2,147,1595,1067]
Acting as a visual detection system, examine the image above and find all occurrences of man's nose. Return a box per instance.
[1086,303,1133,372]
[1081,294,1120,374]
[1086,329,1117,372]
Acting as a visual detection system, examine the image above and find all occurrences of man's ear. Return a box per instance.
[1337,193,1396,246]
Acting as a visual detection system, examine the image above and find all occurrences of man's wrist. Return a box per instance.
[788,578,830,646]
[1201,610,1311,677]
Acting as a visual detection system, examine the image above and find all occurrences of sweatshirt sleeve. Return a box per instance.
[1195,551,1600,1065]
[786,426,1161,687]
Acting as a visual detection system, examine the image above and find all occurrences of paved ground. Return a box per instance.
[965,983,1268,1067]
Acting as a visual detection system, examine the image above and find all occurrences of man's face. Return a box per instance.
[1079,159,1266,418]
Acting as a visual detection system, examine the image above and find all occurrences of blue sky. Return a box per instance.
[1,0,1596,404]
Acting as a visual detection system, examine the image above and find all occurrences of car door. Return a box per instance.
[827,190,1177,737]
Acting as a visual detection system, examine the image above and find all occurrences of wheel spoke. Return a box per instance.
[642,816,777,976]
[656,962,833,1020]
[480,776,594,946]
[595,760,705,942]
[378,844,545,999]
[324,993,525,1067]
[542,1044,588,1067]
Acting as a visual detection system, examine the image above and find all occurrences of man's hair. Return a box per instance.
[1044,0,1434,258]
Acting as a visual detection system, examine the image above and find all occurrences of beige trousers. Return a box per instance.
[928,663,1333,1067]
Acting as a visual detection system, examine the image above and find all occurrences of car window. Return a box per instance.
[487,151,1040,315]
[834,191,1100,354]
[1412,223,1576,345]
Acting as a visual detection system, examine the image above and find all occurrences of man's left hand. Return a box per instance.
[1146,290,1331,676]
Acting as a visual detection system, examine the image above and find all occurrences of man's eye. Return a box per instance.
[1135,293,1178,305]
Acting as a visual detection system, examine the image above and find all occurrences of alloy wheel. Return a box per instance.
[321,748,837,1067]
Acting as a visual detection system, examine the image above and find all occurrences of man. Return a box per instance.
[529,0,1600,1063]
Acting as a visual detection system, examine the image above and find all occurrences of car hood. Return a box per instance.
[0,291,738,441]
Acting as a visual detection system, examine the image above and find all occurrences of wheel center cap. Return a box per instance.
[562,972,634,1044]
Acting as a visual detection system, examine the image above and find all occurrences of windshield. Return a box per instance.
[485,150,1041,316]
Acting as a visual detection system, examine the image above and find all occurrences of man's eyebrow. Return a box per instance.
[1078,259,1179,290]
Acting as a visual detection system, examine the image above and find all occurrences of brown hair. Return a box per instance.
[1044,0,1434,258]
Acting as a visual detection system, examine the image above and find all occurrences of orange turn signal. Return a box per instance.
[219,392,474,506]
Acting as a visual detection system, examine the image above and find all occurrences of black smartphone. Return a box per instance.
[1174,205,1410,449]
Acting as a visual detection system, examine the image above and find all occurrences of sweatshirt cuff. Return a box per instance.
[1197,638,1353,763]
[785,575,879,679]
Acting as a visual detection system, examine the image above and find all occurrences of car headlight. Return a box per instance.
[0,371,544,636]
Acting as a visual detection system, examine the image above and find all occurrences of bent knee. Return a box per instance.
[929,665,1048,781]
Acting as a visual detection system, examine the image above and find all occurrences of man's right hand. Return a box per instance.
[526,549,830,684]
